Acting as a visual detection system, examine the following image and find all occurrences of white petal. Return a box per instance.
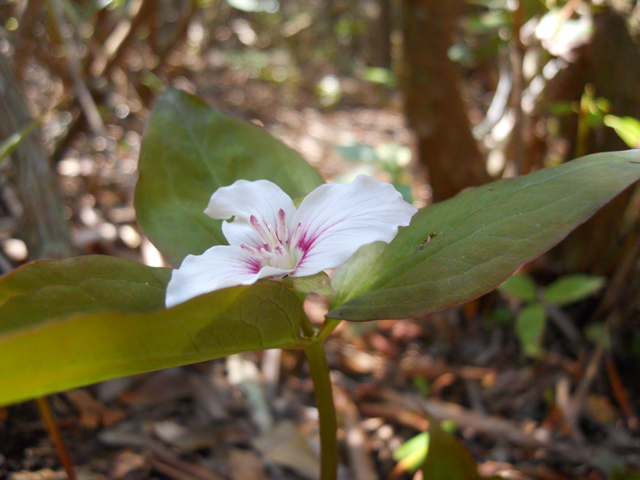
[165,245,292,308]
[221,217,260,248]
[290,175,417,277]
[205,180,296,246]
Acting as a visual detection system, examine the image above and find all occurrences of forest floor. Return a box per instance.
[1,40,640,480]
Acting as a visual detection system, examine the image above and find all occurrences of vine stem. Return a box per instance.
[36,396,77,480]
[305,339,338,480]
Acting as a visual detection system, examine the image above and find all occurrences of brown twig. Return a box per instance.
[90,0,155,77]
[605,353,639,430]
[399,355,496,382]
[545,304,583,353]
[510,0,525,174]
[149,0,196,78]
[13,0,46,78]
[261,348,282,402]
[358,402,430,432]
[595,221,640,318]
[565,344,605,437]
[557,0,583,28]
[99,430,225,480]
[372,389,640,468]
[148,457,206,480]
[566,306,625,437]
[49,0,106,136]
[36,397,77,480]
[333,386,379,480]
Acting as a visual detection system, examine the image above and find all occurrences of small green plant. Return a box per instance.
[498,273,606,357]
[604,115,640,149]
[394,420,483,479]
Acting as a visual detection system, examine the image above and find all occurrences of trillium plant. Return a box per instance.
[166,176,417,307]
[1,89,639,480]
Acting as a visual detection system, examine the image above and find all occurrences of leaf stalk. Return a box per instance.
[305,339,338,480]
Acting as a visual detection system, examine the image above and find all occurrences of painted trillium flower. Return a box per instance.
[165,175,417,308]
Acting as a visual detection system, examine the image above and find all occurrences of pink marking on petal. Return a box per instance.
[291,221,338,274]
[276,208,287,243]
[249,215,269,242]
[243,257,262,274]
[241,244,258,256]
[296,229,318,255]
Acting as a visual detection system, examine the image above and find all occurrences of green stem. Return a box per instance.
[305,340,338,480]
[300,313,316,338]
[317,318,342,343]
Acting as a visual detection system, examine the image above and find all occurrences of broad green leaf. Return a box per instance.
[0,255,170,333]
[498,273,538,302]
[515,302,547,358]
[422,420,480,480]
[328,150,640,321]
[543,274,606,306]
[0,279,306,407]
[331,242,386,298]
[604,115,640,149]
[135,88,323,266]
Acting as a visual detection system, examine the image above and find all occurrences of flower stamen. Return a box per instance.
[246,212,296,271]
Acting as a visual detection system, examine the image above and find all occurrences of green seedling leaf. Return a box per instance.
[328,150,640,321]
[543,274,606,306]
[604,115,640,149]
[0,275,306,407]
[360,67,396,87]
[498,273,537,302]
[0,120,38,167]
[515,302,547,358]
[422,420,480,480]
[135,88,323,266]
[412,375,430,397]
[394,432,429,473]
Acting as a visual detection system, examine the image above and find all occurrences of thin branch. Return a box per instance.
[375,389,640,468]
[36,397,77,480]
[90,0,155,77]
[49,0,106,136]
[334,386,378,480]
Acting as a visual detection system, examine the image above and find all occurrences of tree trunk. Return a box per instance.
[0,53,71,260]
[371,0,392,69]
[402,0,490,202]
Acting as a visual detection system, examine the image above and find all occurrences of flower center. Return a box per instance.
[241,209,300,271]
